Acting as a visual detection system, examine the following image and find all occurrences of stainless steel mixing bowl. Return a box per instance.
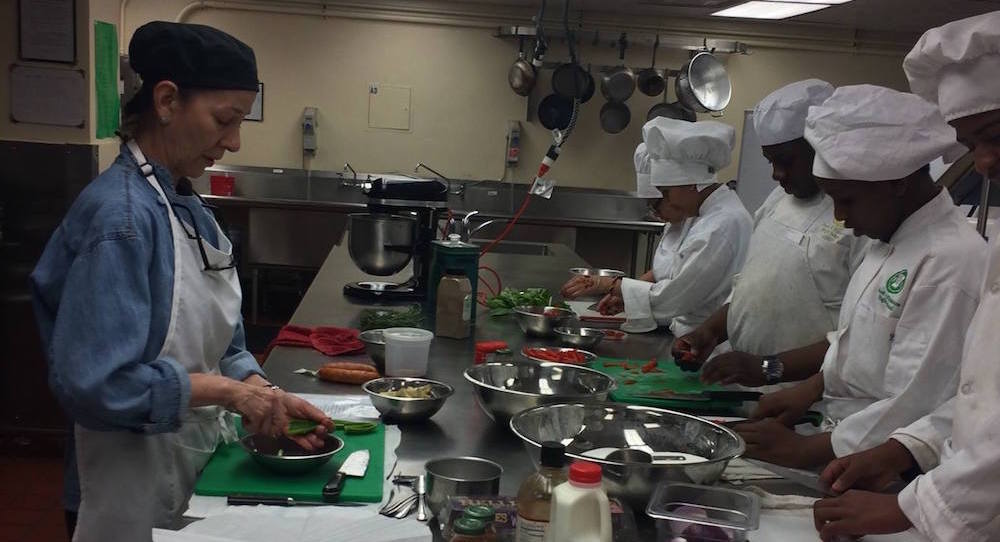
[424,457,503,516]
[359,329,387,374]
[554,327,604,349]
[363,377,454,423]
[513,305,576,337]
[239,433,344,475]
[348,213,416,276]
[464,362,616,425]
[510,403,744,509]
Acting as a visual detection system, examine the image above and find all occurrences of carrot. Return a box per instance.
[317,365,379,385]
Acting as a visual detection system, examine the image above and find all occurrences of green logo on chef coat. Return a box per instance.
[886,270,908,295]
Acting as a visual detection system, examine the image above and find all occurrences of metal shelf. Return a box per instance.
[495,25,750,56]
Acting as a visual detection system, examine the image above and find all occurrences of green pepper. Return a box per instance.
[286,418,376,436]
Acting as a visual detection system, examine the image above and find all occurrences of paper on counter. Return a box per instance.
[295,392,381,420]
[756,508,929,542]
[180,506,431,542]
[153,529,244,542]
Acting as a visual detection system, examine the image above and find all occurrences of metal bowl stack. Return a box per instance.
[553,327,604,349]
[464,362,616,425]
[359,329,387,374]
[513,305,576,337]
[239,433,344,475]
[363,377,454,423]
[510,403,745,509]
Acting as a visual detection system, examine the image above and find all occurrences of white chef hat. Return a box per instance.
[753,79,834,146]
[633,143,660,198]
[904,11,1000,122]
[642,118,735,189]
[804,85,957,181]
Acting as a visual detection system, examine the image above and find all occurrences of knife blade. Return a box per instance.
[228,495,332,507]
[323,449,370,503]
[744,459,836,496]
[633,390,763,402]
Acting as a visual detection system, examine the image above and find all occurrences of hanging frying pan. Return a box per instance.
[551,0,591,102]
[600,101,631,134]
[647,89,696,122]
[601,33,636,103]
[636,35,666,97]
[508,37,536,97]
[538,93,574,130]
[675,51,732,113]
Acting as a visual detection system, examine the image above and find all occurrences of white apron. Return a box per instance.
[73,142,243,542]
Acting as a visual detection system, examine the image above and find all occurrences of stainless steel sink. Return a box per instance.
[471,241,551,256]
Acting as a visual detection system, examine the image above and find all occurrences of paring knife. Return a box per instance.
[633,390,763,402]
[744,459,836,497]
[323,449,370,502]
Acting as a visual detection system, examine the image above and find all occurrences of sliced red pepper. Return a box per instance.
[641,359,658,373]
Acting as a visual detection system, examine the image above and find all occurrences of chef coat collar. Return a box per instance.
[889,188,954,246]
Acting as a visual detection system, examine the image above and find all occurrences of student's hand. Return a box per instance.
[820,439,916,494]
[230,384,333,451]
[560,276,609,299]
[751,376,822,426]
[701,351,765,386]
[672,328,720,370]
[734,418,827,468]
[596,293,624,316]
[813,491,912,541]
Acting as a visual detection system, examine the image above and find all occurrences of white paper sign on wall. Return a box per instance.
[368,83,411,131]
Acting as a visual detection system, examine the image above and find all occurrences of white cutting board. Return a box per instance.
[566,300,626,323]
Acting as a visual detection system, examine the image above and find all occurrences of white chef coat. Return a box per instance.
[820,189,985,459]
[894,229,1000,542]
[621,184,752,336]
[728,186,868,355]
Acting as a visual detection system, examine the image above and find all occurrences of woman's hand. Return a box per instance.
[560,276,613,299]
[228,384,333,451]
[751,374,823,426]
[596,293,625,316]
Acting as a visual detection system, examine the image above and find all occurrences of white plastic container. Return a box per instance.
[544,461,611,542]
[383,327,434,377]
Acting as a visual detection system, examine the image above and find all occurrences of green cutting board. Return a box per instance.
[588,357,742,413]
[194,423,385,503]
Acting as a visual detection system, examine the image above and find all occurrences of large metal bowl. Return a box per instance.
[348,213,416,276]
[359,329,386,374]
[239,433,344,475]
[425,457,503,516]
[363,377,454,423]
[510,403,744,509]
[554,327,604,349]
[513,305,576,337]
[464,362,616,425]
[675,51,732,113]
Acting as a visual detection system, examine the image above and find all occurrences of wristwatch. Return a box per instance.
[761,355,784,385]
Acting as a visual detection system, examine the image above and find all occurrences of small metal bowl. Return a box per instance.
[239,433,344,475]
[554,327,605,349]
[363,377,454,423]
[359,329,386,374]
[513,305,576,338]
[569,268,626,278]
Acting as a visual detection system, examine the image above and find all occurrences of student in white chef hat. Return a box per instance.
[579,118,753,336]
[728,84,986,477]
[813,12,1000,542]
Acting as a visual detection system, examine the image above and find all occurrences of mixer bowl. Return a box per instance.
[348,213,416,276]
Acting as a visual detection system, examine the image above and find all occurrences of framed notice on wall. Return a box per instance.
[10,64,87,127]
[19,0,77,64]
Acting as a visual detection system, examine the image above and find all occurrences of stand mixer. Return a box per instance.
[344,177,449,300]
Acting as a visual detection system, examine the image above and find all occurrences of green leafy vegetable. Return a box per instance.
[359,305,424,331]
[286,418,377,436]
[485,288,567,317]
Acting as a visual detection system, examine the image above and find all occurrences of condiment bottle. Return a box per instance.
[462,505,497,542]
[516,442,568,542]
[450,517,488,542]
[544,461,612,542]
[436,268,472,339]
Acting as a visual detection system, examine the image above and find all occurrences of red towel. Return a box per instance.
[268,325,365,357]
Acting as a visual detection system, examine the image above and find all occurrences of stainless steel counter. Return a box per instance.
[263,241,676,497]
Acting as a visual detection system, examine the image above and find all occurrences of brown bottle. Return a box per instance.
[435,269,472,339]
[515,442,567,542]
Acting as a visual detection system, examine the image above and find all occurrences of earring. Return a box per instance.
[160,116,170,124]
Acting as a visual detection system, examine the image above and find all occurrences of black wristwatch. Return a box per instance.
[761,355,784,385]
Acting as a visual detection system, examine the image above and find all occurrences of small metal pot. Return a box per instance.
[508,37,536,97]
[675,51,732,113]
[601,33,636,103]
[553,62,592,102]
[647,99,697,122]
[636,35,666,97]
[424,457,503,516]
[600,101,631,134]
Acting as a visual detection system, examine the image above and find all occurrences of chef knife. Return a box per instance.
[744,459,836,497]
[633,390,763,402]
[322,449,370,502]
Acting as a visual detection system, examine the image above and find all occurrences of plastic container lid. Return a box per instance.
[453,517,486,535]
[462,505,495,523]
[646,482,760,533]
[540,441,566,468]
[569,461,603,484]
[382,327,434,343]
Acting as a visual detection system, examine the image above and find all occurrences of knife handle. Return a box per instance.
[323,472,345,502]
[707,390,763,401]
[228,495,293,506]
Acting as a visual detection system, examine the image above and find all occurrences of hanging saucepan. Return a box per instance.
[508,37,537,97]
[675,51,732,113]
[538,93,574,131]
[647,89,696,122]
[601,33,636,103]
[553,62,592,102]
[600,101,631,134]
[636,35,666,97]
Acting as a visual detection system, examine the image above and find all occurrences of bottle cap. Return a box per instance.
[540,441,566,468]
[453,517,486,535]
[569,461,603,484]
[448,234,461,242]
[462,505,495,523]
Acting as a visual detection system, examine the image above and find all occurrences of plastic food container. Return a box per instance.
[383,327,434,377]
[645,483,760,542]
[209,174,235,196]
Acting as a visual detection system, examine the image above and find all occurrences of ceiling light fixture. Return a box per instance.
[712,1,834,19]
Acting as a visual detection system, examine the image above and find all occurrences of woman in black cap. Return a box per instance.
[30,21,333,541]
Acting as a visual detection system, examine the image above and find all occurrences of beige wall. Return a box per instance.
[122,1,911,191]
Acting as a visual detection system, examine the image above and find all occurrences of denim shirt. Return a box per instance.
[31,145,264,435]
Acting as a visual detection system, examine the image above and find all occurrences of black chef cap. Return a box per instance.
[128,21,259,93]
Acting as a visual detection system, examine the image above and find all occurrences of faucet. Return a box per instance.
[451,210,506,241]
[415,162,464,195]
[342,162,358,187]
